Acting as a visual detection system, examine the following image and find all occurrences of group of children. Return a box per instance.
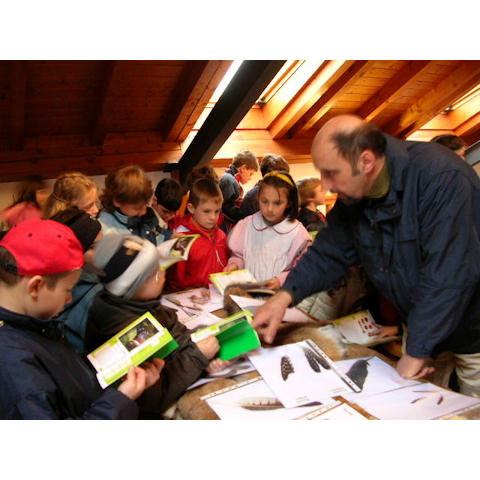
[0,151,329,419]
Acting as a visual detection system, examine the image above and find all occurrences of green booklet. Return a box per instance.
[190,310,260,361]
[87,311,178,388]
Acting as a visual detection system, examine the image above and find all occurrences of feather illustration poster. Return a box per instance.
[334,356,420,399]
[248,341,352,407]
[352,382,480,420]
[203,377,334,420]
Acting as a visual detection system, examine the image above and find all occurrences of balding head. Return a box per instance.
[310,115,387,203]
[312,114,366,154]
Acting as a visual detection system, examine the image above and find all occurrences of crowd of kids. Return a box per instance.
[0,152,355,420]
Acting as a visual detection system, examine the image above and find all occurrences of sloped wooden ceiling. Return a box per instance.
[0,60,232,182]
[209,60,480,166]
[1,60,479,183]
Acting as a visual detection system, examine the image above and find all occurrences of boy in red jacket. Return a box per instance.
[167,178,228,290]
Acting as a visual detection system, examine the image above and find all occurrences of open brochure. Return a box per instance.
[157,234,200,270]
[87,311,178,388]
[190,310,261,361]
[209,269,261,295]
[324,309,401,346]
[163,285,224,316]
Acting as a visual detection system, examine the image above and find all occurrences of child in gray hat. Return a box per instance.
[87,233,219,417]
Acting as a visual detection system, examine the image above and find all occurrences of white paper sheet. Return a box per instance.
[187,357,257,390]
[204,377,334,420]
[248,341,351,408]
[297,402,368,420]
[230,295,315,324]
[352,382,480,420]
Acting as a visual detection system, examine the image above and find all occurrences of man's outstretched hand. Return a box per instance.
[252,290,293,344]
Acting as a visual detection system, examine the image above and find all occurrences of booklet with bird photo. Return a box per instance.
[326,309,401,347]
[190,310,261,361]
[210,269,265,295]
[87,311,178,388]
[157,234,200,270]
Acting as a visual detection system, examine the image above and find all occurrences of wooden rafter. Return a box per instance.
[265,60,355,139]
[384,61,480,138]
[170,60,286,185]
[90,60,118,146]
[163,60,232,142]
[288,60,373,137]
[356,60,432,122]
[8,60,27,151]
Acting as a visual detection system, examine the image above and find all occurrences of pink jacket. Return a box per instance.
[1,202,42,228]
[227,212,312,285]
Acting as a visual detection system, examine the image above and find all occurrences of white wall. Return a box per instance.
[0,164,319,211]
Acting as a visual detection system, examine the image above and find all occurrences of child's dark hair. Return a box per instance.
[430,134,465,152]
[188,178,223,207]
[258,171,299,221]
[9,175,46,209]
[185,166,219,191]
[100,165,153,213]
[232,150,259,171]
[260,154,289,177]
[154,178,184,212]
[296,177,322,206]
[0,247,70,288]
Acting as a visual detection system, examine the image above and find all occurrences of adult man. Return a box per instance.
[253,114,480,395]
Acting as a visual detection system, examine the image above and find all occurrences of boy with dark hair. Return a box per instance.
[0,218,162,419]
[152,178,184,232]
[219,149,259,229]
[168,178,229,290]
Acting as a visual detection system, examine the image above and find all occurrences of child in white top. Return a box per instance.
[225,171,312,290]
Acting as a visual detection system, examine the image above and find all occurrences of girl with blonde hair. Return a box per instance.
[43,172,99,218]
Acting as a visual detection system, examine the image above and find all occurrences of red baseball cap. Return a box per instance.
[0,218,84,276]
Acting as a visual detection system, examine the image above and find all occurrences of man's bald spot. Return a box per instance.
[311,114,366,155]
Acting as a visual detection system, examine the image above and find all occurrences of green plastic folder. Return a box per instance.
[191,310,260,361]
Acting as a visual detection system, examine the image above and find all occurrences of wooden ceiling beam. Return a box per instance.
[288,60,374,138]
[267,60,355,139]
[167,60,286,185]
[90,60,119,146]
[384,61,480,138]
[8,60,27,151]
[163,60,232,142]
[356,60,432,122]
[0,148,182,183]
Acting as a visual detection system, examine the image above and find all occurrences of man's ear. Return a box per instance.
[359,150,376,174]
[112,197,121,208]
[26,275,46,300]
[186,203,195,215]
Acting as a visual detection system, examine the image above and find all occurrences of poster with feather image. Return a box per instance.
[351,382,480,420]
[203,377,336,420]
[334,356,420,400]
[248,341,352,408]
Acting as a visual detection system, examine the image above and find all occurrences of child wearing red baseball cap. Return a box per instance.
[0,218,163,419]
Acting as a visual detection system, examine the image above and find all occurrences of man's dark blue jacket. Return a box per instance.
[284,135,480,358]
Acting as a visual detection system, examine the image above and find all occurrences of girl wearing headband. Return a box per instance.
[225,170,312,290]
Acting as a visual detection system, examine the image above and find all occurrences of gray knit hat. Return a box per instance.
[93,233,160,299]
